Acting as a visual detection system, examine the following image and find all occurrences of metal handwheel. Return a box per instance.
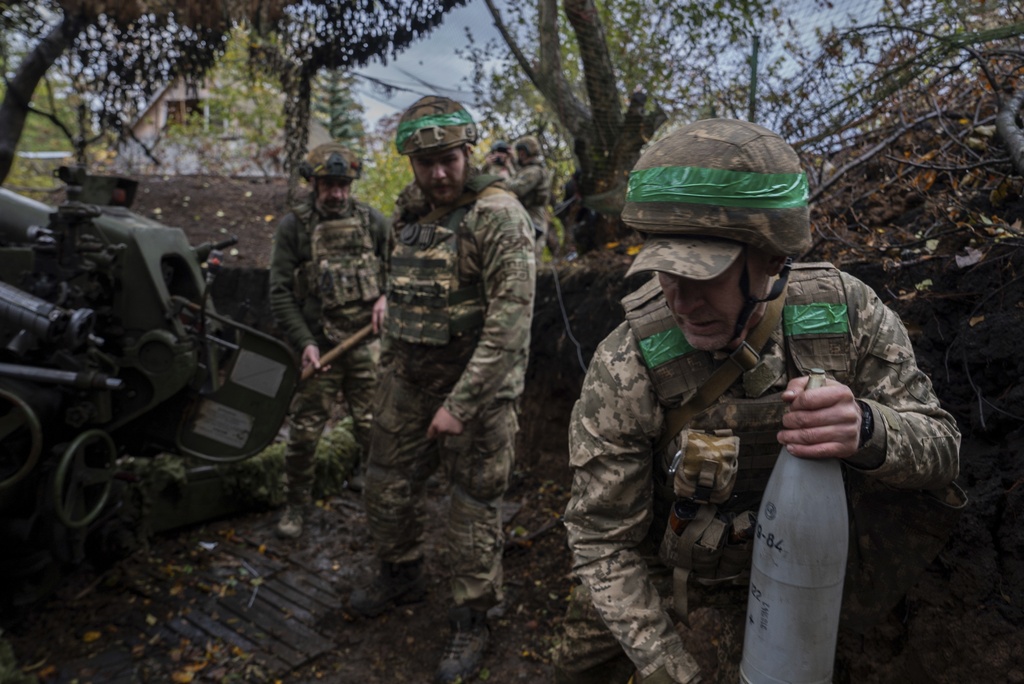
[0,389,43,492]
[53,429,116,529]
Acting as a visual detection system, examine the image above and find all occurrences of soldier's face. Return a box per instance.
[411,147,469,206]
[658,250,784,351]
[315,177,352,216]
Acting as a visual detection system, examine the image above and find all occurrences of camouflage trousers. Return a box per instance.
[283,338,380,505]
[553,564,748,684]
[362,369,517,612]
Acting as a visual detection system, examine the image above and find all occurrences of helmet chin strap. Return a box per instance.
[728,254,793,346]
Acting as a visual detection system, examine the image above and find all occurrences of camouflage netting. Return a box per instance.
[118,419,359,542]
[220,418,359,507]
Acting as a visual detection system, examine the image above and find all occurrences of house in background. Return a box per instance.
[116,76,332,178]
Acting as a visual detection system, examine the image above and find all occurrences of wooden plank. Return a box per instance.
[217,588,334,658]
[182,606,291,674]
[55,647,135,684]
[221,543,287,575]
[252,578,320,623]
[277,569,343,611]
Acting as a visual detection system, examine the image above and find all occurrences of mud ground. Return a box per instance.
[3,174,1024,683]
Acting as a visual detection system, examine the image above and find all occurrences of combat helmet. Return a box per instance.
[514,135,542,158]
[395,96,477,156]
[622,118,810,262]
[300,143,362,181]
[492,140,511,153]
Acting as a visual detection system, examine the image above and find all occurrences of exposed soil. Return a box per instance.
[4,168,1024,684]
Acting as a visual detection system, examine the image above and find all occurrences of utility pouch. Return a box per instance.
[715,510,757,581]
[658,502,726,575]
[669,429,740,504]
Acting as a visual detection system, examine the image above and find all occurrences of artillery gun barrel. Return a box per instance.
[0,187,53,241]
[0,362,122,389]
[0,280,95,349]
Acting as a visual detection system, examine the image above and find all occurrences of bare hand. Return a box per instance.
[427,406,464,441]
[301,344,329,375]
[777,375,862,460]
[372,295,387,334]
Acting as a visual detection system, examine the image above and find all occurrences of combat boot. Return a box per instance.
[435,605,489,683]
[349,559,426,617]
[275,504,306,539]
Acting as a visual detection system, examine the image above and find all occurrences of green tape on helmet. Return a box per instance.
[626,166,808,209]
[395,110,475,153]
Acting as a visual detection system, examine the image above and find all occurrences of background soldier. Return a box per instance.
[481,139,516,178]
[552,119,961,683]
[268,143,390,539]
[506,134,556,259]
[349,96,536,684]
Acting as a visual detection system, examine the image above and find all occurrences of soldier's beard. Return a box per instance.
[419,168,468,207]
[317,197,348,217]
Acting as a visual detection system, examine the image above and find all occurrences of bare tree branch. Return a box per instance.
[996,88,1024,176]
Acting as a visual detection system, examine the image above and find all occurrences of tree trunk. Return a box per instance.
[486,0,666,253]
[0,12,87,185]
[996,88,1024,177]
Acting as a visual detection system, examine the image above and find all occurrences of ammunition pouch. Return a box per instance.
[669,429,739,504]
[658,502,757,621]
[311,216,383,311]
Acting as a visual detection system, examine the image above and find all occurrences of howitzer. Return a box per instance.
[0,167,299,610]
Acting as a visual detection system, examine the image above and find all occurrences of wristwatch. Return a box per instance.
[856,400,874,449]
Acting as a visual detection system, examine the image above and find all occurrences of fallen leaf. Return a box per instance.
[955,247,983,268]
[82,630,102,643]
[969,315,985,327]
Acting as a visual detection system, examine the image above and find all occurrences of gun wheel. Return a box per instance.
[53,429,116,529]
[0,389,43,492]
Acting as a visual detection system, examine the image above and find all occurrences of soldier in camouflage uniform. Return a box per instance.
[506,135,555,258]
[552,119,961,684]
[481,140,516,178]
[268,143,391,539]
[348,96,536,684]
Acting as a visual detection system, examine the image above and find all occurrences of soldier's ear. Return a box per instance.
[766,254,788,276]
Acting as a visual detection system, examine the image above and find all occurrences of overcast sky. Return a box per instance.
[352,0,502,126]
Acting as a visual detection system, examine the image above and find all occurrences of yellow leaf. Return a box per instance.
[969,315,985,327]
[146,614,158,626]
[83,631,102,643]
[626,244,641,256]
[264,214,275,222]
[171,670,195,683]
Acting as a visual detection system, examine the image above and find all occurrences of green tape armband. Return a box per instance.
[639,327,696,368]
[626,166,808,209]
[395,110,474,152]
[783,303,849,336]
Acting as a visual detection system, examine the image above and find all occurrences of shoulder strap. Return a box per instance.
[654,287,787,454]
[418,186,508,226]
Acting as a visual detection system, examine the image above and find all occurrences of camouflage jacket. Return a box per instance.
[562,264,961,681]
[268,197,390,351]
[385,174,536,422]
[506,159,552,233]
